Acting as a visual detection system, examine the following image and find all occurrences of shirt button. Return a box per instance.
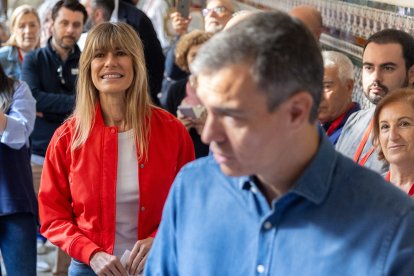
[257,264,265,273]
[110,129,116,134]
[250,187,258,193]
[140,164,144,168]
[141,206,145,211]
[264,221,272,230]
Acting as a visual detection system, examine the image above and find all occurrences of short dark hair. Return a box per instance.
[191,11,323,121]
[91,0,115,21]
[363,29,414,71]
[52,0,88,24]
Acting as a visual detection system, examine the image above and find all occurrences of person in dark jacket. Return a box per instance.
[21,0,87,195]
[164,30,212,158]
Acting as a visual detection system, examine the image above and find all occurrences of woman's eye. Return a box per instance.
[400,121,411,127]
[116,51,127,56]
[380,124,389,130]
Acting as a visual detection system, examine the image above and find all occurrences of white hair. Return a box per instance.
[322,51,354,84]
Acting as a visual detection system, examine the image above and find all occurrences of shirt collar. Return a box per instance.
[238,129,338,205]
[289,131,337,204]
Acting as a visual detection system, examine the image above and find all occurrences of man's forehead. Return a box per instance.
[196,65,254,104]
[363,42,404,63]
[207,0,233,10]
[56,7,84,19]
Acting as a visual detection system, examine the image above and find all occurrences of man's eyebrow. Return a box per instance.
[379,62,397,67]
[362,62,397,67]
[211,106,245,116]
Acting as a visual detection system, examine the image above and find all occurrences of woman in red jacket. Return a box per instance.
[39,22,195,276]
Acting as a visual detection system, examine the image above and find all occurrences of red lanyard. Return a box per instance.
[385,172,414,197]
[353,119,376,166]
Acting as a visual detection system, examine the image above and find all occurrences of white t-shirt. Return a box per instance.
[113,130,139,257]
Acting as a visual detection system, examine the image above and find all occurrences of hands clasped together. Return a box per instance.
[90,237,154,276]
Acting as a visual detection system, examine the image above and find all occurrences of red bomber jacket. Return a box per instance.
[39,105,195,265]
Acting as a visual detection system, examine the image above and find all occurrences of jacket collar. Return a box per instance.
[6,46,18,61]
[46,37,81,62]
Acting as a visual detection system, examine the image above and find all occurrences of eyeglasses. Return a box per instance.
[202,6,228,17]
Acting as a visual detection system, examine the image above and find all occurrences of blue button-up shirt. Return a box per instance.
[145,134,414,276]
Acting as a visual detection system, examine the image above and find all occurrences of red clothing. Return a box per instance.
[385,172,414,197]
[39,105,195,264]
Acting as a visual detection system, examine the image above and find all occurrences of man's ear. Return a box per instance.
[286,91,314,127]
[346,79,355,95]
[408,65,414,85]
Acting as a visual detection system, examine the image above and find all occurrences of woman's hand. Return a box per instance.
[177,110,195,130]
[90,251,128,276]
[170,11,191,36]
[126,237,154,275]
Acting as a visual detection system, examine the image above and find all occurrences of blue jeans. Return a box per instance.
[0,212,36,276]
[68,258,97,276]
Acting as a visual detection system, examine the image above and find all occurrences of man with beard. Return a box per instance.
[336,29,414,173]
[21,0,87,274]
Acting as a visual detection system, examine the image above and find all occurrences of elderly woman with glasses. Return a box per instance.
[39,22,194,276]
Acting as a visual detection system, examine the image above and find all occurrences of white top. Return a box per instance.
[113,130,139,258]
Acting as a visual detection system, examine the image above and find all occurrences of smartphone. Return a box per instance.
[178,106,197,119]
[176,0,190,18]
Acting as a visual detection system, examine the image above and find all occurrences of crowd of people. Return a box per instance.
[0,0,414,275]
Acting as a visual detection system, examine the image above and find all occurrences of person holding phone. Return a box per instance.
[163,30,212,158]
[160,0,235,105]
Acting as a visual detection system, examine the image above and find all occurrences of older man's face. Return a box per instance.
[318,66,353,123]
[197,64,293,177]
[204,0,233,33]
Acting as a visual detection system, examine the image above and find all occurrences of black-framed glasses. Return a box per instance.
[202,6,227,17]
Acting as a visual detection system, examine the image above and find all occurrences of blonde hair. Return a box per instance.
[71,22,153,161]
[4,5,40,48]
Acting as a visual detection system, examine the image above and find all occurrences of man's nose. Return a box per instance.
[371,68,383,83]
[201,113,223,145]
